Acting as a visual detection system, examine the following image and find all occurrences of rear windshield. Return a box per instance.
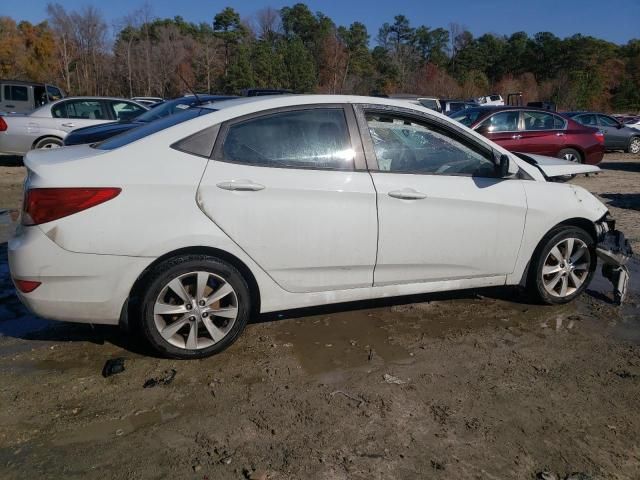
[94,108,215,150]
[135,99,196,122]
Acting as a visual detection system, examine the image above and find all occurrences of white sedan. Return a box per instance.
[9,95,631,358]
[0,96,147,155]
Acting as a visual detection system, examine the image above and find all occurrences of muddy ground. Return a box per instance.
[0,154,639,480]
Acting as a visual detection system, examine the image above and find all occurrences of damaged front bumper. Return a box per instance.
[595,215,634,304]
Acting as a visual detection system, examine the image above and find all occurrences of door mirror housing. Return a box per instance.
[495,153,510,178]
[616,122,624,129]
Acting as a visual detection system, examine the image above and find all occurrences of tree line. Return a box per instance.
[1,2,639,112]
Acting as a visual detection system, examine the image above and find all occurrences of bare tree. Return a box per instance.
[254,7,281,42]
[46,3,76,93]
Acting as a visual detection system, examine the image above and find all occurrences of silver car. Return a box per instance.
[0,96,147,155]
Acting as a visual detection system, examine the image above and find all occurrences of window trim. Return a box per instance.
[354,104,501,179]
[211,104,367,172]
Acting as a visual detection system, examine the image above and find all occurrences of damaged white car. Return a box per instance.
[9,95,632,359]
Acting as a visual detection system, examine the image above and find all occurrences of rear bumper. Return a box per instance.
[9,225,153,325]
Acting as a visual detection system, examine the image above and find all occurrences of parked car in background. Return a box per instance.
[475,94,504,106]
[441,99,479,114]
[0,80,65,114]
[241,88,293,96]
[565,112,640,154]
[450,106,604,164]
[11,95,629,359]
[64,95,233,146]
[0,97,147,155]
[131,96,164,107]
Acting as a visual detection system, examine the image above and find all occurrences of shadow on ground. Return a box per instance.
[600,161,640,173]
[600,193,640,211]
[0,156,23,167]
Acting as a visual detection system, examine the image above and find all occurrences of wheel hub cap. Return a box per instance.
[541,237,591,298]
[153,271,239,350]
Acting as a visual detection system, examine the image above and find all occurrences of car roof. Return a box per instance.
[461,105,562,113]
[198,94,459,114]
[0,79,47,87]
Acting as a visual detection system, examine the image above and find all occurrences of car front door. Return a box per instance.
[597,114,625,149]
[196,105,378,293]
[475,110,522,152]
[358,106,527,286]
[51,99,111,132]
[518,110,567,156]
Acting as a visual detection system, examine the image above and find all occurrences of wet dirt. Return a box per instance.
[1,154,640,479]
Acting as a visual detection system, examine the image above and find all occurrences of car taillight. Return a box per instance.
[0,116,7,132]
[13,279,41,293]
[22,187,121,225]
[595,131,605,144]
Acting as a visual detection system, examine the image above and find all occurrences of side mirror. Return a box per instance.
[617,123,624,129]
[496,154,510,178]
[476,124,490,136]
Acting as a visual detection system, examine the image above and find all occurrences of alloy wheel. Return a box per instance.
[563,152,579,162]
[630,138,640,154]
[153,271,238,350]
[541,237,591,298]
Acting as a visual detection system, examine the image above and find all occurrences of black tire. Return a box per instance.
[33,136,63,149]
[526,226,596,305]
[628,137,640,155]
[138,254,251,359]
[557,148,582,163]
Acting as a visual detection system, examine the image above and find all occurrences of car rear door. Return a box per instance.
[358,105,527,286]
[518,110,567,156]
[475,110,522,152]
[51,99,111,132]
[196,104,378,293]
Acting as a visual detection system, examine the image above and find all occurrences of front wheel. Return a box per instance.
[139,255,251,359]
[527,227,596,304]
[628,137,640,155]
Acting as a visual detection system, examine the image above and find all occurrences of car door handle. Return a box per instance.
[5,104,14,108]
[511,134,522,139]
[556,132,565,137]
[61,122,75,128]
[216,180,265,192]
[388,188,427,200]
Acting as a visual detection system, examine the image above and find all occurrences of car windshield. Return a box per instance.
[449,108,484,127]
[134,99,199,123]
[94,108,216,150]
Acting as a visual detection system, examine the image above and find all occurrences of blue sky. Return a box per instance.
[2,0,638,45]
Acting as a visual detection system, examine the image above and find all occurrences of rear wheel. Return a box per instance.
[33,136,63,150]
[557,148,582,163]
[527,227,596,304]
[628,137,640,155]
[139,255,251,359]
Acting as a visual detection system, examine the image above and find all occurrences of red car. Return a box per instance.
[449,106,604,164]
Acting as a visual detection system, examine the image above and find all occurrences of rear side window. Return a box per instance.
[95,108,214,150]
[3,85,29,102]
[598,115,619,127]
[47,85,63,101]
[576,114,597,127]
[219,108,354,170]
[52,100,106,119]
[109,101,146,121]
[522,111,565,130]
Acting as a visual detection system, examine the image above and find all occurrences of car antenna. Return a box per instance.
[177,71,201,104]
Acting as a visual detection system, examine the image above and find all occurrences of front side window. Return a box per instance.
[598,115,619,127]
[365,111,495,177]
[522,111,564,130]
[46,85,63,101]
[4,85,29,102]
[110,101,146,121]
[478,111,519,133]
[449,108,483,127]
[221,108,354,170]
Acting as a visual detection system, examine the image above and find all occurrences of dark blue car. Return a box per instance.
[64,95,233,146]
